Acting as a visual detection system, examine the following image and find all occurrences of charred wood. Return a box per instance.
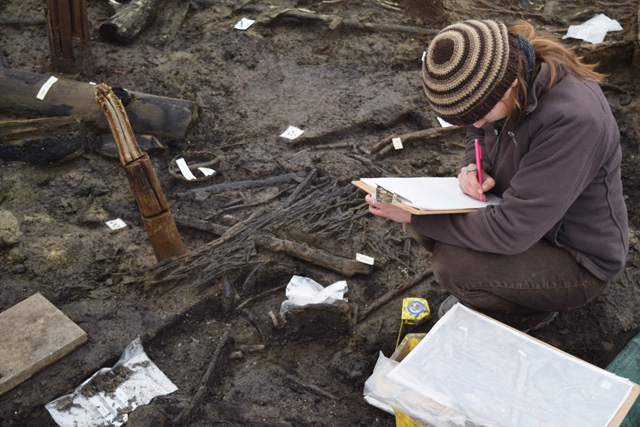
[255,235,373,278]
[173,324,232,425]
[0,68,198,139]
[99,0,162,45]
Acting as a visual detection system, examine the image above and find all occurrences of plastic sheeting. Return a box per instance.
[46,337,177,427]
[280,275,348,314]
[364,304,634,427]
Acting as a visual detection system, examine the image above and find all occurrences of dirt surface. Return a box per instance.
[1,0,640,426]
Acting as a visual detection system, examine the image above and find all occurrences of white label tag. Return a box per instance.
[279,126,304,140]
[198,167,215,177]
[176,157,197,180]
[436,117,454,128]
[234,18,255,30]
[106,218,127,230]
[356,253,374,265]
[37,76,59,100]
[392,137,403,150]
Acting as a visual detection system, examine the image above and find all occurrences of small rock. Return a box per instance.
[0,210,22,246]
[12,264,26,274]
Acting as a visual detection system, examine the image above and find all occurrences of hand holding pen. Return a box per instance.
[458,139,493,202]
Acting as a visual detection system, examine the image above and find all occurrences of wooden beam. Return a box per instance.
[0,68,198,139]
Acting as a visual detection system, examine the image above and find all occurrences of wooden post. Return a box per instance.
[95,83,186,262]
[45,0,93,73]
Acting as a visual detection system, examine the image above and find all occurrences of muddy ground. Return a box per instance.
[1,0,640,426]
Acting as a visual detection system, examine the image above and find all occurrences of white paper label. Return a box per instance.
[436,117,454,128]
[106,218,127,230]
[280,126,304,140]
[392,137,403,150]
[235,18,255,30]
[198,167,215,177]
[176,157,197,180]
[356,253,374,265]
[37,76,59,100]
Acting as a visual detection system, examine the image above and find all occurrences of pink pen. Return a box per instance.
[474,139,483,187]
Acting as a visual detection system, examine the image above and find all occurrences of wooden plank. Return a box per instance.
[0,293,87,396]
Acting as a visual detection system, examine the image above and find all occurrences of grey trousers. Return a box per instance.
[409,226,607,329]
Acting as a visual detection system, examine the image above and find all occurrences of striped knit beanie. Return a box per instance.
[422,20,521,126]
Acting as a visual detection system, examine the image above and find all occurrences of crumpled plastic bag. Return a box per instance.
[562,13,622,44]
[280,275,348,314]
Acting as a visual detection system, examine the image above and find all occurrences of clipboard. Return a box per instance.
[352,179,493,215]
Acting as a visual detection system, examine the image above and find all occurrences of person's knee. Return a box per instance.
[431,243,469,295]
[407,225,436,252]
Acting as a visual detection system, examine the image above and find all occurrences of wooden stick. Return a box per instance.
[370,125,463,153]
[282,168,316,208]
[289,141,354,157]
[255,235,373,278]
[357,268,433,323]
[242,308,266,343]
[181,172,304,195]
[283,374,337,400]
[174,324,232,424]
[235,283,288,311]
[241,4,440,35]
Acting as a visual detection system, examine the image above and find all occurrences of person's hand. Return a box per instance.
[365,194,412,223]
[458,164,495,201]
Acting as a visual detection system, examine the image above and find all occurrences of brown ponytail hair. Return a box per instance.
[504,20,606,124]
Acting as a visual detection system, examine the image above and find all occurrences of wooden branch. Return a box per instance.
[281,168,315,208]
[235,283,288,311]
[255,235,373,278]
[370,125,464,153]
[181,172,305,195]
[174,324,232,424]
[172,214,228,235]
[242,308,266,343]
[357,268,433,323]
[283,374,337,400]
[241,4,440,35]
[290,141,354,158]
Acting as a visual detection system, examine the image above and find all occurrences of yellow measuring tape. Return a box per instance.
[396,297,430,349]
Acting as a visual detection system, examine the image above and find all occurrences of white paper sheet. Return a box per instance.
[563,14,622,44]
[361,177,500,211]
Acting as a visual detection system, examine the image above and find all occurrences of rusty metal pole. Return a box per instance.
[45,0,93,73]
[94,84,186,261]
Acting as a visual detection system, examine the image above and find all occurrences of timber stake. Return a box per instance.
[94,83,186,261]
